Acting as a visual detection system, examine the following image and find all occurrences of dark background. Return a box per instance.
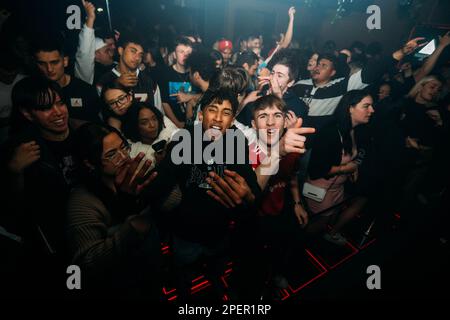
[2,0,450,51]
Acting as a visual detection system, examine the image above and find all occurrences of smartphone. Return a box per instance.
[414,38,437,61]
[152,140,167,153]
[258,84,270,96]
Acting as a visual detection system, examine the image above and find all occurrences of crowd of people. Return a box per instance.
[1,1,449,300]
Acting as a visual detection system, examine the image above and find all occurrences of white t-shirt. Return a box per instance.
[130,116,179,171]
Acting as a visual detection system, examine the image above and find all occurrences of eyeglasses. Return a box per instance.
[103,143,131,166]
[108,93,131,109]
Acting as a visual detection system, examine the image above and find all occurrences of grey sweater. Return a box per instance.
[66,186,147,274]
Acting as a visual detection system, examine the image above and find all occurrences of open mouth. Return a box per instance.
[266,128,278,137]
[206,125,223,140]
[52,118,66,127]
[210,125,222,132]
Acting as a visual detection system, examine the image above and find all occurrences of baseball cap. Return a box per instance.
[218,39,233,52]
[95,37,108,51]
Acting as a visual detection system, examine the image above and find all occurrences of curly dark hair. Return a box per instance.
[123,102,165,143]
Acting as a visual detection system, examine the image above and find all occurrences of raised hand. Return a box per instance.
[269,74,284,98]
[81,0,96,28]
[288,6,296,19]
[114,30,121,42]
[8,141,40,173]
[170,91,193,104]
[402,37,427,55]
[438,31,450,48]
[206,170,255,208]
[285,110,298,129]
[340,49,352,63]
[258,67,271,81]
[241,90,260,106]
[257,75,271,89]
[117,71,138,87]
[114,152,157,195]
[280,118,315,155]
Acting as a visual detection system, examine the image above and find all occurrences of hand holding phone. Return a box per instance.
[152,140,167,154]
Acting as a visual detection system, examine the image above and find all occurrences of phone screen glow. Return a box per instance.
[418,39,436,55]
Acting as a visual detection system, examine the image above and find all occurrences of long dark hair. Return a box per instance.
[333,90,371,155]
[72,122,127,181]
[123,102,165,143]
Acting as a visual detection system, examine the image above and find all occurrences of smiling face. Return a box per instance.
[22,91,69,138]
[252,105,286,147]
[199,99,234,140]
[350,95,375,126]
[104,88,133,116]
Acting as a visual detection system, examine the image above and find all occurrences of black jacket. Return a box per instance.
[308,123,369,180]
[146,124,261,244]
[1,124,76,257]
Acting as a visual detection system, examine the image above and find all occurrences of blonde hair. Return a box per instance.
[407,75,442,100]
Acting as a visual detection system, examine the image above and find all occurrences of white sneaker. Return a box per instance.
[323,232,347,246]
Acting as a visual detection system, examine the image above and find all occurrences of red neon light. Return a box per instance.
[290,270,328,294]
[191,280,210,293]
[305,249,328,271]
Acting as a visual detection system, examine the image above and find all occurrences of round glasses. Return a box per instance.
[103,143,131,166]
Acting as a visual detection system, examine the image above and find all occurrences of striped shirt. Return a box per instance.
[293,69,368,130]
